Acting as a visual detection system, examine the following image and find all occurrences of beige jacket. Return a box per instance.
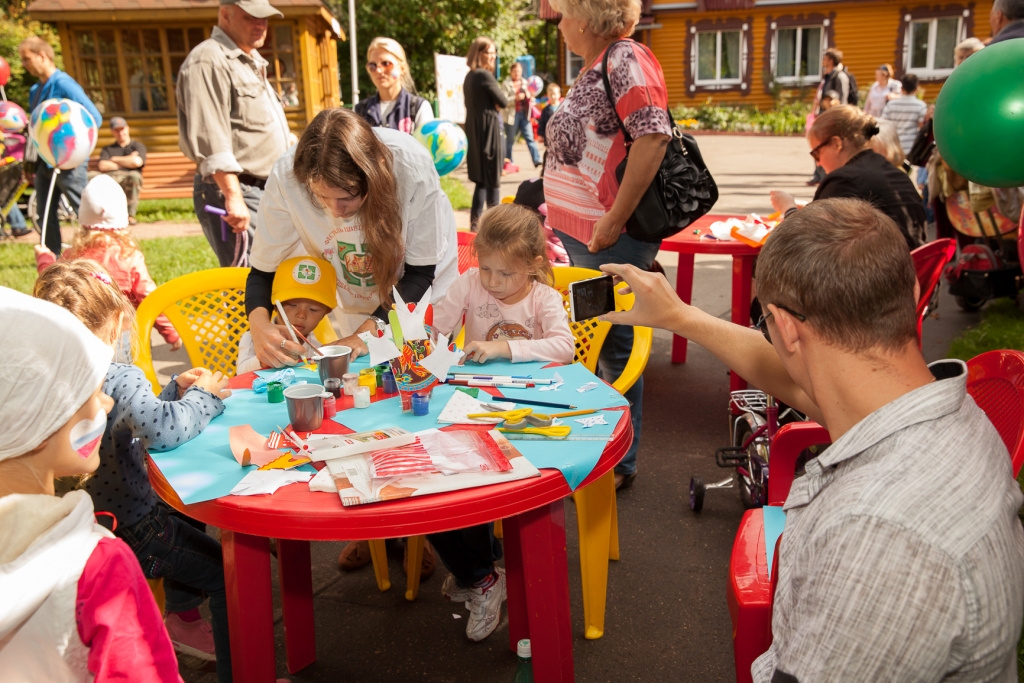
[176,26,290,180]
[500,78,529,126]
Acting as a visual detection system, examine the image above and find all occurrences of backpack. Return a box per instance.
[844,70,859,106]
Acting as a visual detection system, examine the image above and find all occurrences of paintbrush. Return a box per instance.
[274,300,308,364]
[292,327,326,356]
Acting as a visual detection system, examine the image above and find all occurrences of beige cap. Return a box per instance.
[220,0,283,19]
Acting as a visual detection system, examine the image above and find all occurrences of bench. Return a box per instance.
[88,151,196,201]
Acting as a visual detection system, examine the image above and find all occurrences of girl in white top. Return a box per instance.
[433,203,575,365]
[863,64,902,117]
[247,108,458,369]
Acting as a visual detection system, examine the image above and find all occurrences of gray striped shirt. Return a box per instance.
[753,360,1024,683]
[881,95,929,154]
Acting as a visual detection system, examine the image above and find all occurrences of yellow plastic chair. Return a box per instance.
[136,267,336,391]
[552,266,652,639]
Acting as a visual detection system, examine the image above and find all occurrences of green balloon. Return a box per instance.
[934,39,1024,188]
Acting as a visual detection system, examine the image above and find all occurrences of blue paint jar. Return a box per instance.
[411,391,430,416]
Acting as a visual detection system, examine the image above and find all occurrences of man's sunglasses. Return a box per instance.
[366,60,396,72]
[755,304,807,344]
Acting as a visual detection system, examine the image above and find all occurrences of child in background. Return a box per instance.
[0,287,181,681]
[427,203,574,642]
[236,256,337,373]
[35,174,182,351]
[537,82,561,145]
[33,261,238,682]
[433,202,574,365]
[1,116,30,237]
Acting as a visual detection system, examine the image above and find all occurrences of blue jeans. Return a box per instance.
[5,204,26,231]
[427,523,502,587]
[193,175,262,268]
[553,230,661,476]
[117,504,232,683]
[505,111,541,166]
[35,162,87,255]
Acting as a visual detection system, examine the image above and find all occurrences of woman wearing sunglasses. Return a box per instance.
[354,37,434,134]
[770,105,926,250]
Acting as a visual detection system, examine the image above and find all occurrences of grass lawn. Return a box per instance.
[946,299,1024,360]
[132,176,473,222]
[0,236,218,294]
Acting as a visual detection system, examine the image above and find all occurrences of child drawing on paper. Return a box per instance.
[0,288,180,681]
[433,203,574,365]
[236,256,338,374]
[33,261,240,681]
[424,204,576,643]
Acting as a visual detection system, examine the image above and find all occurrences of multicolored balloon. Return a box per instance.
[413,119,467,177]
[0,57,9,87]
[526,75,544,98]
[0,101,27,133]
[29,98,98,170]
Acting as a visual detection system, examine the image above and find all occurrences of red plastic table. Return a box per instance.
[660,214,761,392]
[148,373,631,683]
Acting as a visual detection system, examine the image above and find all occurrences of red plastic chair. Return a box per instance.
[966,350,1024,477]
[727,350,1024,683]
[456,230,477,274]
[911,238,957,343]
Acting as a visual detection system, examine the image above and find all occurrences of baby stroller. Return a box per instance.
[943,190,1022,311]
[0,157,29,239]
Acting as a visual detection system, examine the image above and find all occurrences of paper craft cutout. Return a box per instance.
[392,285,431,341]
[437,390,515,425]
[308,466,337,492]
[576,382,599,393]
[359,328,403,367]
[575,414,609,429]
[418,333,465,381]
[258,452,312,470]
[229,425,285,467]
[539,371,564,392]
[229,469,313,496]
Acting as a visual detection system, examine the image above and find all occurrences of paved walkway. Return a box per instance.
[51,135,972,683]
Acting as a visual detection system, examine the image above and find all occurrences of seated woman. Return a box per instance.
[771,105,926,249]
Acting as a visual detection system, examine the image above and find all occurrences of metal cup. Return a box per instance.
[316,346,352,383]
[284,384,329,431]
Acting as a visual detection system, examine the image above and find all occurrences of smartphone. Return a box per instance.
[569,275,616,323]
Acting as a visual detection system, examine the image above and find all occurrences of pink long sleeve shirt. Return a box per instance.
[432,269,575,364]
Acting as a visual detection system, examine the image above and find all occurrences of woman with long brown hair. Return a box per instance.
[244,107,458,367]
[463,36,507,229]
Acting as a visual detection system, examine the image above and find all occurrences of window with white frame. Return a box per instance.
[907,16,961,76]
[774,26,822,83]
[696,30,741,84]
[565,48,584,85]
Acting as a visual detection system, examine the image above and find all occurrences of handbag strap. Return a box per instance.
[600,39,637,146]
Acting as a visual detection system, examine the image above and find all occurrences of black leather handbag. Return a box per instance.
[601,40,718,243]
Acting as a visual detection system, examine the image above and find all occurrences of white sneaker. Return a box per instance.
[441,573,473,604]
[465,567,506,642]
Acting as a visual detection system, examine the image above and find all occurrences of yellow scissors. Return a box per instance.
[498,423,572,439]
[466,408,533,423]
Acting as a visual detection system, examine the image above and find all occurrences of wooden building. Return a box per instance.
[27,0,342,198]
[544,0,995,110]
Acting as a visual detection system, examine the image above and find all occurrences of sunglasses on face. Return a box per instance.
[366,60,396,72]
[809,137,835,162]
[755,304,807,345]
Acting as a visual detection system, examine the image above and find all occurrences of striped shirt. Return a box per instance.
[753,360,1024,683]
[881,95,928,154]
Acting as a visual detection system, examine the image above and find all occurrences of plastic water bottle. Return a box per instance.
[513,639,533,682]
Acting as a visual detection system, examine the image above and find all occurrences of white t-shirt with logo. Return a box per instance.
[251,127,459,336]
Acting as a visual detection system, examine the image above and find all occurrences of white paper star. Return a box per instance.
[417,333,465,381]
[575,414,609,428]
[359,328,402,366]
[393,285,431,341]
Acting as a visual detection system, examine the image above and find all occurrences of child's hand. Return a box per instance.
[175,367,206,396]
[461,341,511,364]
[34,244,52,257]
[176,368,231,399]
[170,339,183,352]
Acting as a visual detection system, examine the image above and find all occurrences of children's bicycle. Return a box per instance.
[689,390,806,512]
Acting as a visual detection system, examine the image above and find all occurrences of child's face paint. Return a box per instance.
[69,410,105,459]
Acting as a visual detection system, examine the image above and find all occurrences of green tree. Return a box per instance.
[0,0,63,110]
[327,0,529,105]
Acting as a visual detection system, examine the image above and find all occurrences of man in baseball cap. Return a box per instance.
[219,0,283,19]
[97,116,146,223]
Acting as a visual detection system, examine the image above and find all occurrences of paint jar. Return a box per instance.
[324,377,342,399]
[267,381,284,403]
[353,385,371,409]
[342,372,359,396]
[382,369,397,395]
[399,390,413,413]
[358,370,378,394]
[323,394,337,418]
[375,364,384,385]
[411,391,430,416]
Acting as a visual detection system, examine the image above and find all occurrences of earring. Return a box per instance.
[579,26,585,33]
